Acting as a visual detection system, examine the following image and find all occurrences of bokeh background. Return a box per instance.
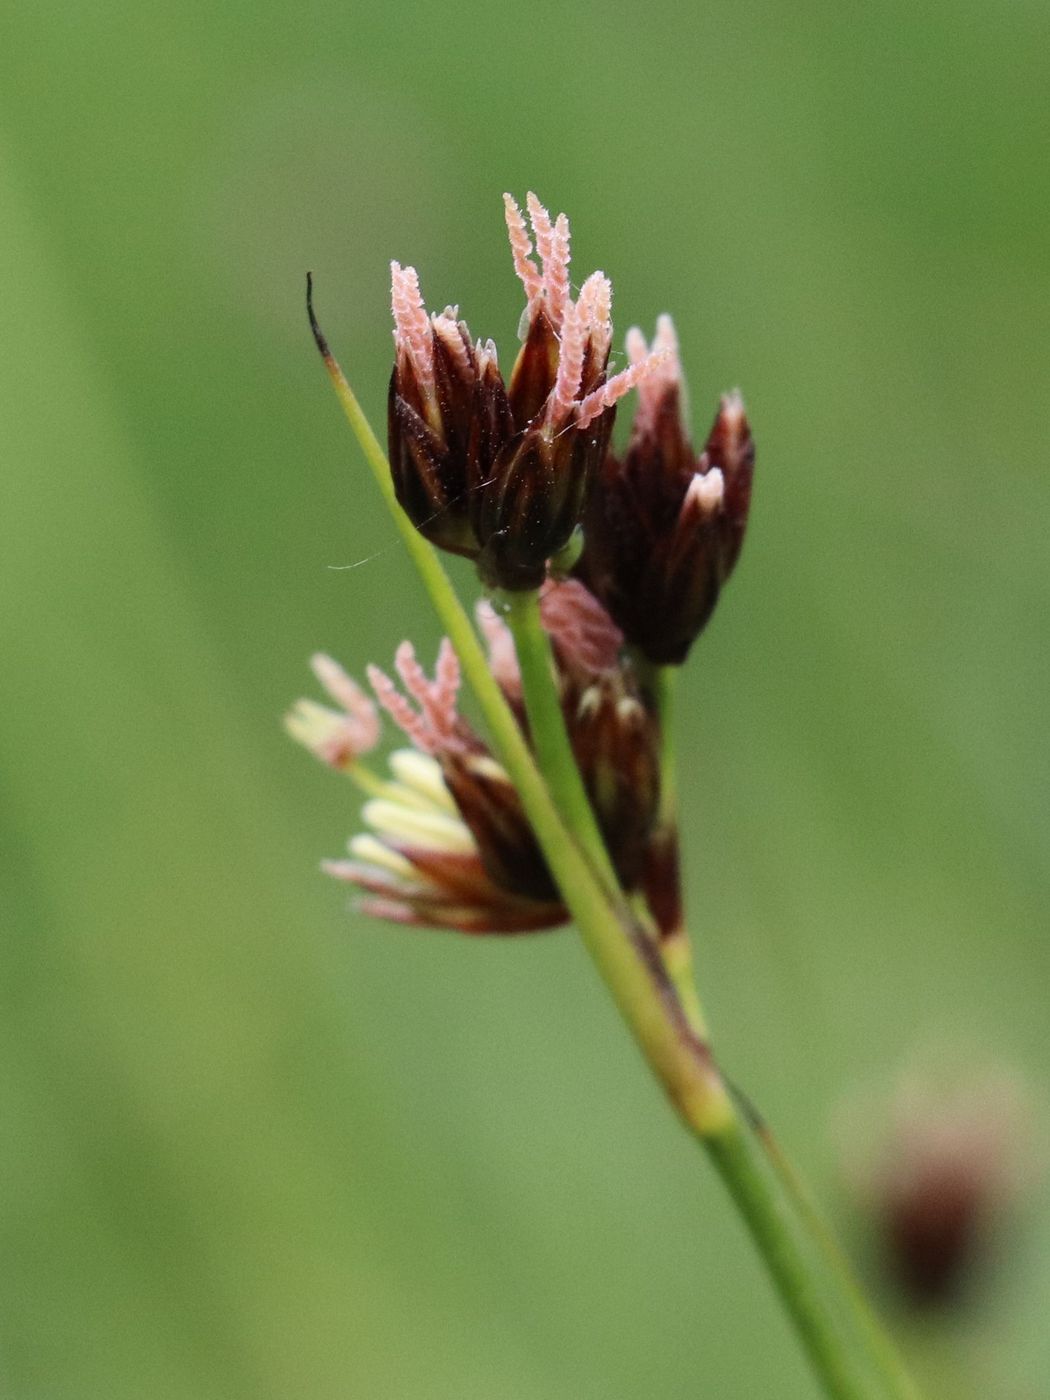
[2,2,1048,1396]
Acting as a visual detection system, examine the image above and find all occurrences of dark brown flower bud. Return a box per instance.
[575,316,754,665]
[387,195,668,592]
[566,672,661,889]
[438,745,559,903]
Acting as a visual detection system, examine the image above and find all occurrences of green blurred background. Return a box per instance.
[2,2,1048,1396]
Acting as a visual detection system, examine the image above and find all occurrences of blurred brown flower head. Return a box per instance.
[843,1065,1033,1308]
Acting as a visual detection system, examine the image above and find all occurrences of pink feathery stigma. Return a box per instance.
[629,314,682,434]
[525,192,554,269]
[390,261,434,392]
[588,273,613,362]
[575,349,673,430]
[503,193,542,302]
[431,311,472,381]
[576,272,612,365]
[366,662,436,754]
[539,580,623,675]
[525,192,571,327]
[475,600,522,699]
[549,295,587,423]
[310,653,381,750]
[433,637,462,724]
[625,325,649,368]
[545,212,572,326]
[394,640,460,746]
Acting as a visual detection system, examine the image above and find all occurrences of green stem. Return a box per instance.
[749,1111,924,1398]
[308,294,922,1400]
[705,1115,921,1400]
[498,589,618,889]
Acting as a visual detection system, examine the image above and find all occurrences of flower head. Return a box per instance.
[840,1062,1033,1308]
[387,194,669,590]
[575,316,754,665]
[288,584,660,933]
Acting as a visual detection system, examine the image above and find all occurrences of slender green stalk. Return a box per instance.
[748,1110,925,1398]
[705,1116,922,1400]
[307,294,923,1400]
[498,588,618,889]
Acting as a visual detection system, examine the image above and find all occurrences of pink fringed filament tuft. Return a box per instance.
[503,193,542,302]
[390,261,435,394]
[627,315,684,437]
[575,349,673,430]
[549,297,587,424]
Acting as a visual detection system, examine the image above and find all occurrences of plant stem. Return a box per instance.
[308,299,923,1400]
[705,1114,920,1400]
[748,1111,925,1399]
[498,589,618,889]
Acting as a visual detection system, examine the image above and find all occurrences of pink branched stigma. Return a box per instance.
[390,261,435,394]
[549,296,587,423]
[477,581,623,694]
[546,212,572,327]
[525,192,572,329]
[575,349,673,430]
[285,654,381,771]
[539,580,623,675]
[476,600,523,701]
[547,271,614,428]
[628,314,683,436]
[577,272,612,365]
[367,639,462,755]
[503,193,542,303]
[525,192,554,272]
[311,653,381,740]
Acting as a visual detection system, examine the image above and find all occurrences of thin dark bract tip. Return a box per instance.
[305,270,332,360]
